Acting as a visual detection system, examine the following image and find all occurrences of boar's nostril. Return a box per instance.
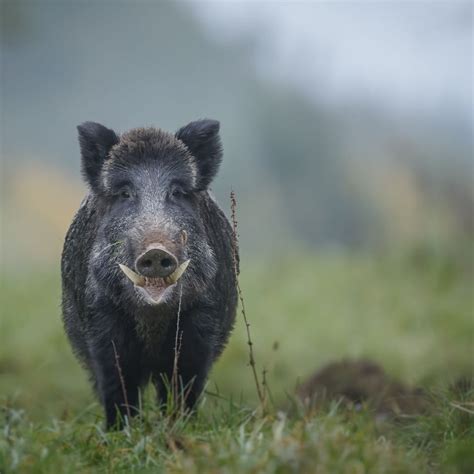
[136,247,178,278]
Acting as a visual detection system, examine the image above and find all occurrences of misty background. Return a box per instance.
[1,0,473,266]
[1,2,473,437]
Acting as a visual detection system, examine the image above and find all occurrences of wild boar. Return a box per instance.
[61,120,237,428]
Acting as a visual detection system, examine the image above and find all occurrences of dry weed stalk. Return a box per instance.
[171,284,184,409]
[111,339,132,423]
[230,190,266,408]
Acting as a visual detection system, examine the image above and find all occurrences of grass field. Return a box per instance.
[1,245,473,473]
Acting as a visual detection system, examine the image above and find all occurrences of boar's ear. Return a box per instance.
[77,121,119,192]
[175,119,222,190]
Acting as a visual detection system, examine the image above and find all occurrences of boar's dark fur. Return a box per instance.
[61,120,238,428]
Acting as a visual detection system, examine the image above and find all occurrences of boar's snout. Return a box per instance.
[135,246,178,278]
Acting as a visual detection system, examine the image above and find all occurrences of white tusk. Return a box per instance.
[164,259,191,285]
[118,264,145,286]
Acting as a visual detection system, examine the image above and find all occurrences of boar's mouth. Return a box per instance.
[118,260,190,305]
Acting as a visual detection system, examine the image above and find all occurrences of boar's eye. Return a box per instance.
[115,185,134,200]
[170,184,188,201]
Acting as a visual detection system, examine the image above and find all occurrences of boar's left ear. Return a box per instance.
[77,121,119,192]
[175,119,222,190]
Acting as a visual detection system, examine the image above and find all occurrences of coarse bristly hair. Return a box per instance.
[78,119,223,194]
[63,119,237,429]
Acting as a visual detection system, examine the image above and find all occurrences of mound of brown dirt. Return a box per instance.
[297,359,429,418]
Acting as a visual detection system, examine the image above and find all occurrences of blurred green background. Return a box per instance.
[1,1,473,418]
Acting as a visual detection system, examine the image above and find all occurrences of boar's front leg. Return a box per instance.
[169,310,217,410]
[89,334,142,429]
[176,353,212,410]
[154,355,211,411]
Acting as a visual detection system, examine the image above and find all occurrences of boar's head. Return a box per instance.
[77,120,222,308]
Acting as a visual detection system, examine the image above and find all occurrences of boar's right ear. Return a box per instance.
[175,119,222,190]
[77,121,119,192]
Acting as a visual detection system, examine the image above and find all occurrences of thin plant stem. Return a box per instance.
[172,283,184,408]
[230,190,265,408]
[111,339,132,423]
